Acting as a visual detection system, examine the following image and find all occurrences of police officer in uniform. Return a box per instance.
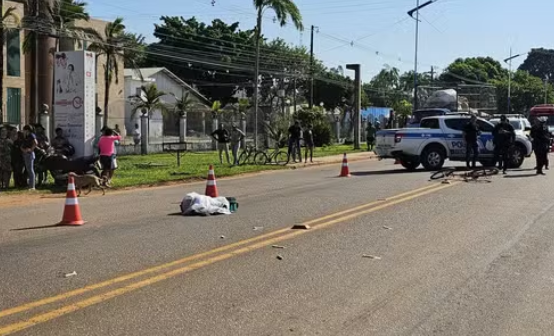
[492,115,516,174]
[531,116,551,175]
[463,115,481,169]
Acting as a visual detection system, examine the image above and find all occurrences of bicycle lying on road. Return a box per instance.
[430,167,500,183]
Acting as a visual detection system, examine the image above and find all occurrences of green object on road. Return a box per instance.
[226,197,239,213]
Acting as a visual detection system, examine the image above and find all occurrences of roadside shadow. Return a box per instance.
[11,224,65,231]
[503,173,537,178]
[351,168,425,176]
[509,168,536,172]
[351,166,467,176]
[167,212,183,216]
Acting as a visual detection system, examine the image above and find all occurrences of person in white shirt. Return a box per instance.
[133,124,141,146]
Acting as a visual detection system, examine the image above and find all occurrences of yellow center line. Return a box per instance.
[0,183,439,320]
[0,182,456,336]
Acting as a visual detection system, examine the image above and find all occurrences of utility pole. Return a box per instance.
[503,49,523,113]
[346,64,361,149]
[309,25,315,109]
[545,77,549,104]
[408,0,436,113]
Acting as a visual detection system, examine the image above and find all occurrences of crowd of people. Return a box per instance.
[210,121,316,165]
[0,123,124,191]
[462,114,551,175]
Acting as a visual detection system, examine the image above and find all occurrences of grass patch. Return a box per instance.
[1,145,362,194]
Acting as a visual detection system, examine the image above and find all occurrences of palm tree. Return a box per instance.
[22,0,99,53]
[88,17,143,127]
[171,91,209,116]
[252,0,303,148]
[1,6,20,122]
[128,84,169,118]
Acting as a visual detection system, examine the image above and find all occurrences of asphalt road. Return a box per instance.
[1,158,554,335]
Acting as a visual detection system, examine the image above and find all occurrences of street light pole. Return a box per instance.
[503,49,523,113]
[413,0,420,113]
[407,0,436,113]
[545,77,549,104]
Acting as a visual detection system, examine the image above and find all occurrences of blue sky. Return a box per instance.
[88,0,553,82]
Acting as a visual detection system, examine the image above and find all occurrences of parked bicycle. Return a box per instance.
[237,145,266,165]
[255,146,289,165]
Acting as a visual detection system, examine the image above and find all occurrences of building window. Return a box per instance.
[6,30,21,77]
[7,88,21,125]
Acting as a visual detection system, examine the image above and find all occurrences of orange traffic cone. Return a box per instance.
[205,165,219,197]
[58,175,85,226]
[338,153,351,177]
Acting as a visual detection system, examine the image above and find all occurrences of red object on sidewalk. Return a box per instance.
[205,165,219,197]
[58,176,85,226]
[338,153,351,177]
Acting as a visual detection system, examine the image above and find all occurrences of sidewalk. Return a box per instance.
[289,151,377,167]
[0,151,377,208]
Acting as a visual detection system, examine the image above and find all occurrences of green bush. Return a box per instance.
[293,107,333,147]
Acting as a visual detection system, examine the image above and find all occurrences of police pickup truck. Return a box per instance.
[375,115,533,171]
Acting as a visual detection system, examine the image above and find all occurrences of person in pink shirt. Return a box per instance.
[97,128,121,185]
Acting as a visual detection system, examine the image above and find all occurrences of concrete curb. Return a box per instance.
[0,153,379,208]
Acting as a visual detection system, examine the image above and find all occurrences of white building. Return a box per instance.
[124,67,211,139]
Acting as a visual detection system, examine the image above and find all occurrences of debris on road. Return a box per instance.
[253,227,264,231]
[271,245,286,249]
[220,235,226,239]
[276,255,284,260]
[383,226,392,230]
[64,271,77,278]
[362,254,382,260]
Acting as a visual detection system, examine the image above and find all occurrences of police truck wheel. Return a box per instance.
[421,145,445,171]
[509,144,525,168]
[400,160,420,171]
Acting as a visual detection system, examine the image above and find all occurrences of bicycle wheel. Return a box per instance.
[274,151,290,165]
[430,168,456,180]
[238,151,250,165]
[254,152,268,165]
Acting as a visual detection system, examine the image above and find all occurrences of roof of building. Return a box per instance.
[124,67,210,105]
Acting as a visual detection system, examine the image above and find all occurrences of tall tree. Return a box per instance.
[491,70,553,113]
[1,6,20,123]
[88,17,144,126]
[439,57,508,84]
[23,0,98,53]
[518,48,554,83]
[252,0,303,147]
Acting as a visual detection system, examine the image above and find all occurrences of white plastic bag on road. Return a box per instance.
[180,192,231,216]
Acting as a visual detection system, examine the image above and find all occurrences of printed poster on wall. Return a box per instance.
[53,50,96,157]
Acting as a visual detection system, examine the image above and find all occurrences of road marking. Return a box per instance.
[0,182,456,336]
[0,183,441,320]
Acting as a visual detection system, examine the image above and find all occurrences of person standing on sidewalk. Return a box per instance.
[230,124,245,165]
[0,127,13,190]
[366,121,376,151]
[211,123,231,164]
[531,117,551,175]
[20,125,38,190]
[288,121,302,163]
[303,124,314,163]
[463,115,481,169]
